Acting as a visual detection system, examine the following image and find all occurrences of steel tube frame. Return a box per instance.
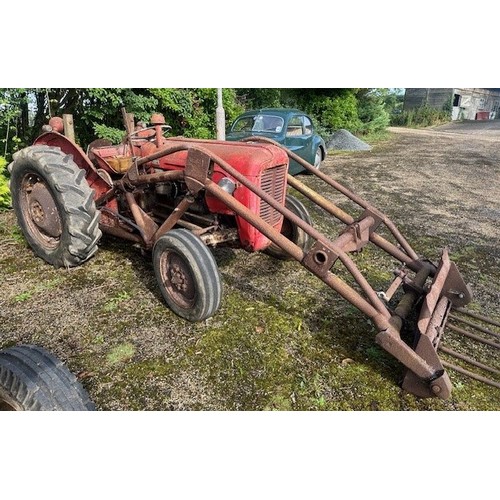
[241,136,420,261]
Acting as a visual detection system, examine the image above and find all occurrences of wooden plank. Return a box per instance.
[62,114,76,143]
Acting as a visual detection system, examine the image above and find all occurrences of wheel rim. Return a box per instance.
[0,389,22,411]
[160,250,196,309]
[314,149,322,168]
[19,173,62,249]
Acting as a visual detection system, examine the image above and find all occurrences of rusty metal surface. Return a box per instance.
[204,179,305,262]
[439,346,500,376]
[28,181,62,238]
[401,296,452,398]
[441,361,500,390]
[454,308,500,329]
[158,247,196,310]
[302,241,339,276]
[184,148,213,195]
[19,174,62,249]
[382,270,406,302]
[418,249,452,333]
[286,174,425,273]
[124,191,159,246]
[154,196,194,244]
[448,314,500,340]
[447,324,500,350]
[437,306,500,391]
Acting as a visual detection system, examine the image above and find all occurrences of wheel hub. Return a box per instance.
[170,264,189,292]
[27,182,62,238]
[162,252,196,307]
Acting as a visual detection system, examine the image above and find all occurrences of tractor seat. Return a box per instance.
[90,144,134,174]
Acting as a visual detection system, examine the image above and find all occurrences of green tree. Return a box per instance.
[356,89,391,133]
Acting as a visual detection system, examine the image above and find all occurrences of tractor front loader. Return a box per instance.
[8,111,500,400]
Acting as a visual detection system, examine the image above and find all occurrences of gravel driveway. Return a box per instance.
[0,122,499,411]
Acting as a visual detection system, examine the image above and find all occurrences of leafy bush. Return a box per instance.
[391,105,450,127]
[300,92,362,135]
[1,88,396,156]
[151,88,244,139]
[93,124,126,144]
[0,156,11,210]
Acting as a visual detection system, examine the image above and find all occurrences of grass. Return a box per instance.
[103,291,132,312]
[1,207,497,411]
[107,343,136,365]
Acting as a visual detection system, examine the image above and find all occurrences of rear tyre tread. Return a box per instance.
[9,145,102,268]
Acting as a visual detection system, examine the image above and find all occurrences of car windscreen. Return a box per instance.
[231,114,284,133]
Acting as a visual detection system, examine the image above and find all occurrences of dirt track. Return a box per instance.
[0,122,499,411]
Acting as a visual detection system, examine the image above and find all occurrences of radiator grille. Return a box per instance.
[259,165,287,226]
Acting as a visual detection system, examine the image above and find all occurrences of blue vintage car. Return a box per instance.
[226,108,326,175]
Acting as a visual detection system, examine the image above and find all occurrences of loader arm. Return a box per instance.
[217,136,496,399]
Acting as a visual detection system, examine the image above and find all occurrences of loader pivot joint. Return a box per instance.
[302,242,338,277]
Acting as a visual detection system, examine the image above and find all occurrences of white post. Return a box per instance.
[216,88,226,140]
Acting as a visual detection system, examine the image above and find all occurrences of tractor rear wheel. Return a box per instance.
[265,194,313,260]
[153,229,222,322]
[9,145,101,268]
[0,344,95,411]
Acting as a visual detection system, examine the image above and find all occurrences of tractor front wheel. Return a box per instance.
[265,194,313,260]
[9,145,101,268]
[153,229,222,322]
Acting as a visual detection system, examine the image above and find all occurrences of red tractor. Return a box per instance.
[8,110,499,399]
[9,111,304,322]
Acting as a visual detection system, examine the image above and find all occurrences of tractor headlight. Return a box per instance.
[218,177,236,195]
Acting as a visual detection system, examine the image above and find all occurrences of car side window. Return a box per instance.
[251,115,284,133]
[232,117,254,132]
[303,116,313,136]
[286,116,303,137]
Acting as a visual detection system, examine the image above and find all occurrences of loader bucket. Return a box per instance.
[400,249,473,398]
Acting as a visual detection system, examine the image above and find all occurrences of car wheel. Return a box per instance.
[313,148,322,170]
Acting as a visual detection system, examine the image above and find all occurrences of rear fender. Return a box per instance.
[34,132,111,199]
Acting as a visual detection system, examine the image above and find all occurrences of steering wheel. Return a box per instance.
[128,124,172,142]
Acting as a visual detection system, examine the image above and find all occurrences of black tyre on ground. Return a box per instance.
[153,229,222,322]
[0,344,95,411]
[265,194,313,260]
[9,145,102,268]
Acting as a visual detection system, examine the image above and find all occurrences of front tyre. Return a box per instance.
[9,145,101,268]
[153,229,222,322]
[265,194,313,260]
